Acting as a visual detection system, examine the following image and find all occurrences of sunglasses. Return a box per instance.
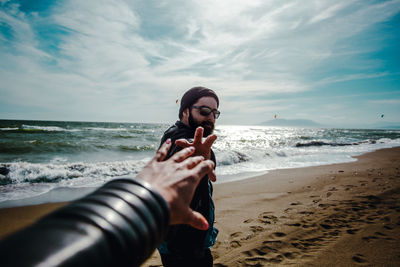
[192,106,220,119]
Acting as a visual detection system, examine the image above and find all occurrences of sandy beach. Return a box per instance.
[1,147,399,266]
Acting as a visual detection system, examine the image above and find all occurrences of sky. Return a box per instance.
[0,0,399,127]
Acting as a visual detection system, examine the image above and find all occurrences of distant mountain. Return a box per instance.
[365,122,400,129]
[261,118,322,127]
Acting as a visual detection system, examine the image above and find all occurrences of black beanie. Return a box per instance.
[179,86,219,119]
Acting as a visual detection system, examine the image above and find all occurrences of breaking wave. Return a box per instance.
[0,159,148,186]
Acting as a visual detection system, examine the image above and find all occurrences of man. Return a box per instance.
[158,86,220,267]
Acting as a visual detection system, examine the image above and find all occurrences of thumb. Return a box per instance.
[186,210,209,231]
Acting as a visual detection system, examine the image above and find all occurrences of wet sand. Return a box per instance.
[209,147,400,266]
[145,147,400,266]
[1,147,399,266]
[0,202,66,239]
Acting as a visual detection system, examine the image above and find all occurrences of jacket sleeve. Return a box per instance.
[0,178,170,267]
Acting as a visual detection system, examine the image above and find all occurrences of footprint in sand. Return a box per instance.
[372,177,382,182]
[266,255,284,263]
[299,210,314,215]
[272,232,286,238]
[262,240,283,252]
[285,222,301,227]
[291,235,325,252]
[318,203,335,208]
[320,223,333,230]
[250,226,264,233]
[312,198,322,204]
[344,184,356,191]
[362,235,379,242]
[230,231,243,238]
[258,212,278,224]
[374,232,387,237]
[384,224,395,230]
[230,240,241,248]
[284,207,294,213]
[352,253,368,264]
[243,245,292,265]
[244,256,268,266]
[346,228,360,234]
[302,222,317,229]
[283,251,300,259]
[242,248,267,257]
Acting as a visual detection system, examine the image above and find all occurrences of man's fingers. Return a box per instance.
[208,169,217,182]
[175,139,191,148]
[154,139,171,162]
[169,146,195,163]
[193,127,204,144]
[204,134,217,148]
[186,210,209,230]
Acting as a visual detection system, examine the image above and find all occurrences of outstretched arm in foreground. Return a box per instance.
[0,139,215,267]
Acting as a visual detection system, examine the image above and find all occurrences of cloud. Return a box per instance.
[1,0,399,124]
[315,72,390,85]
[369,99,400,105]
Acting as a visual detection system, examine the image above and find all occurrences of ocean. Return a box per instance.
[1,119,400,206]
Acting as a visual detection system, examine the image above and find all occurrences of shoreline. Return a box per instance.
[1,145,392,209]
[0,186,96,209]
[1,147,399,266]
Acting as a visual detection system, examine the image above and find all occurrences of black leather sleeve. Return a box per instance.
[0,178,170,267]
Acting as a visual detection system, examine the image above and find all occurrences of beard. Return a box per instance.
[188,112,214,137]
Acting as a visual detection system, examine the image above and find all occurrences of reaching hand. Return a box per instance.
[137,139,215,230]
[174,127,217,181]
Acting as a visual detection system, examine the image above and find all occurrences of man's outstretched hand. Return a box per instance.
[137,139,215,230]
[175,127,217,181]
